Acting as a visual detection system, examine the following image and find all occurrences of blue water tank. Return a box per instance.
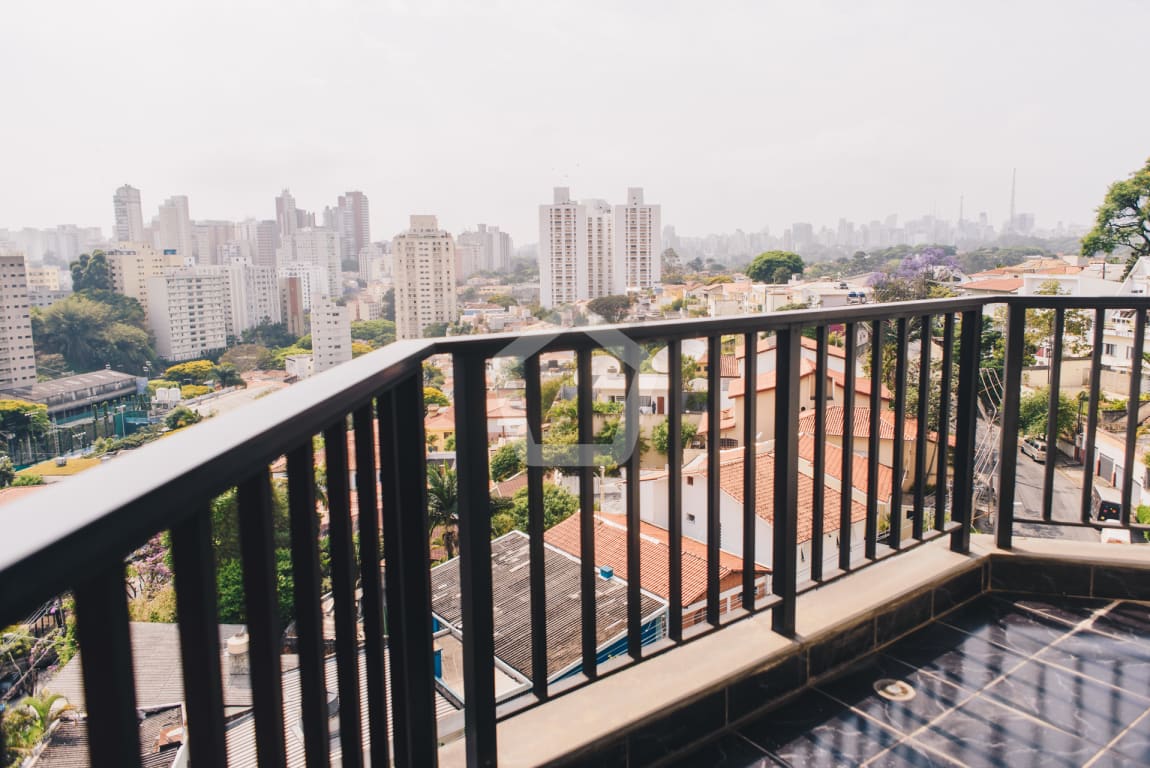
[599,565,614,579]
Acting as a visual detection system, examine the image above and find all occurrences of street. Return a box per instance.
[1011,446,1098,541]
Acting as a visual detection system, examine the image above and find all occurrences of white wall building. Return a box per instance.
[113,184,145,244]
[615,187,661,292]
[0,253,37,387]
[336,191,370,262]
[310,297,352,374]
[457,224,514,277]
[106,243,185,319]
[154,196,193,259]
[539,187,588,308]
[225,259,282,337]
[147,268,229,361]
[277,228,340,299]
[392,215,457,340]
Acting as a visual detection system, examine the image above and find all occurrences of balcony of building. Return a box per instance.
[2,296,1150,767]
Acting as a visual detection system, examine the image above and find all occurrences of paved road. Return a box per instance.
[189,381,287,419]
[1011,447,1097,541]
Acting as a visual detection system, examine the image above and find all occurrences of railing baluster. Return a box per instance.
[625,361,642,657]
[354,405,390,768]
[1080,308,1106,524]
[667,340,684,641]
[866,319,883,559]
[238,469,288,768]
[75,562,142,768]
[454,351,497,768]
[890,318,908,549]
[936,314,955,531]
[326,420,364,768]
[576,347,597,678]
[1121,310,1145,526]
[997,304,1027,550]
[951,310,981,554]
[524,354,549,698]
[171,507,229,767]
[286,441,330,768]
[706,335,722,626]
[378,378,437,767]
[1042,309,1066,522]
[840,322,857,570]
[913,315,931,540]
[772,326,800,636]
[742,331,759,607]
[810,325,826,581]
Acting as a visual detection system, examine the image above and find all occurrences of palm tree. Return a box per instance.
[426,464,459,560]
[20,690,74,732]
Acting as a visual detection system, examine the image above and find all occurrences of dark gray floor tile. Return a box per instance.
[914,695,1098,768]
[1086,749,1150,768]
[1038,628,1150,698]
[882,622,1027,693]
[1092,601,1150,645]
[663,733,776,767]
[1106,718,1150,764]
[816,655,969,735]
[1093,567,1150,601]
[738,689,900,767]
[989,558,1091,597]
[728,653,807,723]
[991,591,1107,625]
[940,594,1070,655]
[983,660,1148,747]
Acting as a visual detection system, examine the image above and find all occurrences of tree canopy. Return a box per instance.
[586,294,632,323]
[746,250,804,283]
[69,251,112,292]
[32,294,155,373]
[350,319,396,347]
[1082,156,1150,278]
[490,441,525,482]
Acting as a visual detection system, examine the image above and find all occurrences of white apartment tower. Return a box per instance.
[113,185,145,244]
[0,253,38,387]
[539,187,660,307]
[277,228,341,298]
[276,189,298,239]
[392,216,457,340]
[336,191,371,262]
[456,224,514,277]
[105,244,185,319]
[146,268,229,361]
[225,260,282,337]
[155,195,193,259]
[615,187,662,291]
[539,187,587,308]
[310,297,352,374]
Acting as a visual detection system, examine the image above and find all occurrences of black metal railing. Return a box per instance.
[1,295,1139,766]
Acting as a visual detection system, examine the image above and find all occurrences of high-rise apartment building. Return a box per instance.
[146,267,229,361]
[191,220,236,266]
[539,187,587,308]
[457,224,514,278]
[336,191,370,262]
[539,187,660,307]
[0,253,38,388]
[277,228,340,298]
[279,276,307,338]
[310,296,352,374]
[392,215,457,340]
[615,187,662,292]
[155,196,193,259]
[223,259,282,337]
[113,185,145,244]
[236,219,279,268]
[106,244,185,319]
[275,189,298,239]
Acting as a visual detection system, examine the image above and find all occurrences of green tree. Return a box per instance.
[423,322,450,338]
[1017,388,1076,440]
[423,362,445,388]
[165,406,202,430]
[1082,156,1150,278]
[0,399,49,440]
[214,363,244,388]
[509,482,579,531]
[241,320,298,348]
[424,386,450,409]
[69,250,112,291]
[491,441,526,482]
[0,456,15,488]
[427,464,459,560]
[350,319,396,347]
[651,419,698,453]
[215,549,295,630]
[220,344,269,372]
[586,294,632,323]
[746,250,804,283]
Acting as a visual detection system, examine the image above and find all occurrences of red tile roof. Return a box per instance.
[544,511,765,606]
[696,407,736,435]
[796,406,921,441]
[797,434,894,503]
[961,277,1022,294]
[491,471,529,499]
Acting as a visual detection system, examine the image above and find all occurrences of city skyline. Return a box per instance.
[3,1,1148,243]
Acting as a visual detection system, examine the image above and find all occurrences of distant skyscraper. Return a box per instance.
[539,187,588,308]
[585,198,617,298]
[277,228,341,298]
[392,215,457,340]
[113,185,145,244]
[336,191,370,262]
[155,196,192,258]
[614,187,661,292]
[276,189,298,239]
[457,223,514,277]
[0,253,38,388]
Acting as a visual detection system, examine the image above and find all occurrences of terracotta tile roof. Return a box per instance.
[544,512,766,606]
[796,405,920,441]
[797,434,894,503]
[491,470,529,498]
[961,277,1023,293]
[727,359,818,398]
[689,447,867,545]
[696,407,736,435]
[825,369,893,400]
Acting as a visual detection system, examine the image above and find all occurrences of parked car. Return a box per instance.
[1091,484,1122,524]
[1020,436,1047,463]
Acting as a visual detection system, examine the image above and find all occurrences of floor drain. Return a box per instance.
[874,678,916,702]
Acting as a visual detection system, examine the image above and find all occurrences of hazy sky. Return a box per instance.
[3,0,1148,244]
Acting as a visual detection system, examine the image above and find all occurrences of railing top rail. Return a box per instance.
[1001,295,1150,310]
[0,339,433,621]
